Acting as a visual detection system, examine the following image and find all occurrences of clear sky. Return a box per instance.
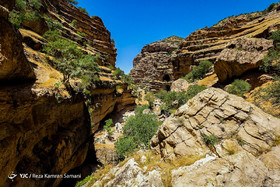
[76,0,277,74]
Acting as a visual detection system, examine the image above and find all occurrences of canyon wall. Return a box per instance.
[130,5,280,91]
[0,0,134,186]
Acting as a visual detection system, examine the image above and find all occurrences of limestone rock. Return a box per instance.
[151,88,280,159]
[130,36,184,92]
[172,151,268,187]
[0,6,35,82]
[170,78,189,92]
[93,158,164,187]
[215,37,273,82]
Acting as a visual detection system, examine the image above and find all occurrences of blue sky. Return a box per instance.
[77,0,277,74]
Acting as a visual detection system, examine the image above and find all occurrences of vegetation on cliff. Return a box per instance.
[9,0,42,28]
[115,105,161,159]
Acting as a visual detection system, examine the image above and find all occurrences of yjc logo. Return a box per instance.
[20,174,29,178]
[8,172,17,182]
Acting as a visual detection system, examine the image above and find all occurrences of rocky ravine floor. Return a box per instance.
[87,88,280,187]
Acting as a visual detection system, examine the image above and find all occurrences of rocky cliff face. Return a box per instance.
[129,36,184,92]
[0,0,134,186]
[130,4,280,90]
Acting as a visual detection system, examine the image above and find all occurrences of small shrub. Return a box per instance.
[267,3,276,12]
[29,0,41,10]
[260,48,280,73]
[115,113,160,160]
[134,104,149,114]
[104,119,113,136]
[226,79,251,97]
[77,31,88,38]
[254,80,280,105]
[70,19,77,27]
[269,30,280,43]
[156,84,207,113]
[183,60,213,82]
[111,38,115,45]
[144,92,155,107]
[112,67,125,80]
[75,175,92,187]
[68,0,79,5]
[202,134,220,146]
[228,149,235,155]
[236,136,245,146]
[78,7,89,16]
[15,0,27,10]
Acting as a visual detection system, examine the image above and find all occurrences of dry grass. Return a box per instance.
[130,151,204,187]
[85,164,113,187]
[85,150,204,187]
[273,137,280,146]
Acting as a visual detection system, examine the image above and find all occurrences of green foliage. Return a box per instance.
[144,92,155,107]
[267,3,276,12]
[115,136,137,160]
[77,31,88,38]
[44,16,63,30]
[156,84,207,113]
[269,29,280,43]
[68,0,79,5]
[70,19,77,27]
[104,119,114,136]
[226,79,251,97]
[75,175,92,187]
[78,7,89,16]
[15,0,27,10]
[115,113,160,159]
[254,80,280,105]
[111,38,115,45]
[183,60,213,82]
[43,30,101,90]
[202,134,220,146]
[112,67,125,79]
[134,104,149,114]
[9,0,42,28]
[260,48,280,73]
[29,0,42,10]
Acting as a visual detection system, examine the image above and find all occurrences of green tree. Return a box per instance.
[183,60,213,82]
[104,119,114,136]
[115,113,160,159]
[226,79,251,97]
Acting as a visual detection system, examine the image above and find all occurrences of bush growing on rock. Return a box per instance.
[183,60,213,82]
[156,84,207,113]
[104,119,113,136]
[115,109,160,159]
[226,79,251,97]
[43,29,101,91]
[9,0,42,28]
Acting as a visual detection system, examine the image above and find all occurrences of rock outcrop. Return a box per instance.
[0,5,35,82]
[91,88,280,187]
[170,78,189,92]
[129,36,184,92]
[215,37,273,82]
[93,158,164,187]
[0,0,135,186]
[151,88,280,158]
[131,4,280,88]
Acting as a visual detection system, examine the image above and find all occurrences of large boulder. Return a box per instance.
[214,37,273,82]
[151,87,280,159]
[93,158,164,187]
[172,151,268,186]
[170,78,189,92]
[0,5,35,82]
